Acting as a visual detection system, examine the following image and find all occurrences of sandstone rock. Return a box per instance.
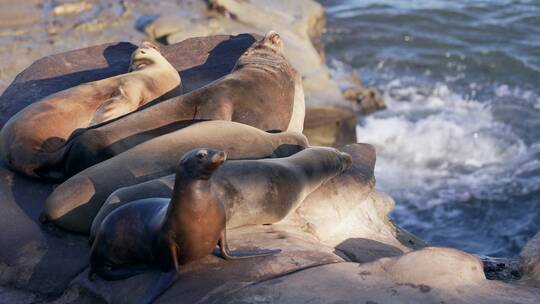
[211,247,540,304]
[0,165,88,295]
[520,231,540,287]
[52,2,93,17]
[0,1,42,29]
[343,86,387,114]
[303,106,357,147]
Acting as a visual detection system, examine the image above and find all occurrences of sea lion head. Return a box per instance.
[128,41,163,72]
[261,30,283,53]
[310,147,352,173]
[244,30,284,55]
[178,148,227,180]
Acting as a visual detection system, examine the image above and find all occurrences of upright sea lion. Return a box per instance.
[89,149,282,304]
[0,41,181,179]
[41,121,309,234]
[90,145,353,242]
[64,31,304,175]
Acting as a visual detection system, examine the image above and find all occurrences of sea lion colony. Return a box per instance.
[0,31,363,303]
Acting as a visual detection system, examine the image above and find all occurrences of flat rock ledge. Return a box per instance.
[0,36,539,304]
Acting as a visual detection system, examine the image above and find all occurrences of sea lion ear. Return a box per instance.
[140,40,161,52]
[264,31,281,47]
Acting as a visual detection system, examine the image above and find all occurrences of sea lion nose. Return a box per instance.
[210,150,227,164]
[218,151,227,161]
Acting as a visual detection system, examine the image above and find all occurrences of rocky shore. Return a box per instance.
[0,1,539,303]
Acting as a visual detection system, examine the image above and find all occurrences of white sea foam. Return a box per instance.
[356,80,528,208]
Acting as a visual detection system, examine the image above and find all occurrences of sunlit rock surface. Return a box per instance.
[521,231,540,287]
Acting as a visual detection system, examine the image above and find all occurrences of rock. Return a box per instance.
[0,1,42,29]
[303,106,357,147]
[0,165,88,295]
[520,231,540,287]
[481,256,522,281]
[343,86,387,114]
[52,2,93,17]
[210,247,540,304]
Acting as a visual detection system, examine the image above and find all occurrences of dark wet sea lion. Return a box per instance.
[41,120,308,234]
[0,41,180,179]
[89,148,281,304]
[64,31,304,176]
[89,145,353,242]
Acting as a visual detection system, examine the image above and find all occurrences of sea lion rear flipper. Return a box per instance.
[218,230,281,260]
[140,270,179,304]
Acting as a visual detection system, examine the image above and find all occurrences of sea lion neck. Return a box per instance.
[168,172,211,211]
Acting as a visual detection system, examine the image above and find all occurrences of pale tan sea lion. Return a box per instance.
[64,31,304,176]
[89,145,353,242]
[0,41,181,179]
[89,148,285,303]
[40,120,309,234]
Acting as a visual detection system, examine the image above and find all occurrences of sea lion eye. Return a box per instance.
[196,150,207,159]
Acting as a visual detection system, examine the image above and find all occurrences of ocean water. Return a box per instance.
[320,0,540,257]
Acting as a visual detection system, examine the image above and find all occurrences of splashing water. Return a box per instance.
[322,0,540,256]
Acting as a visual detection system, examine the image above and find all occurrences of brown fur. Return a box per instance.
[89,149,283,303]
[41,121,308,234]
[89,146,352,242]
[65,31,303,175]
[0,41,180,178]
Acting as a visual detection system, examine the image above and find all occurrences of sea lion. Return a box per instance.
[64,31,304,175]
[0,41,181,179]
[89,145,353,243]
[41,120,308,234]
[89,148,282,304]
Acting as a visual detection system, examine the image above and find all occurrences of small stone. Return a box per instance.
[52,2,93,17]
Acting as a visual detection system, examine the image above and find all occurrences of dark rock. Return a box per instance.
[481,256,522,281]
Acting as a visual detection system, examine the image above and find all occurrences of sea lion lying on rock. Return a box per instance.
[0,41,180,179]
[89,145,352,242]
[41,121,309,234]
[64,30,304,175]
[90,148,283,304]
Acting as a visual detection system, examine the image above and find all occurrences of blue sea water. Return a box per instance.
[321,0,540,256]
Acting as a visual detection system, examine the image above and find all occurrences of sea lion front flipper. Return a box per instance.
[218,230,281,260]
